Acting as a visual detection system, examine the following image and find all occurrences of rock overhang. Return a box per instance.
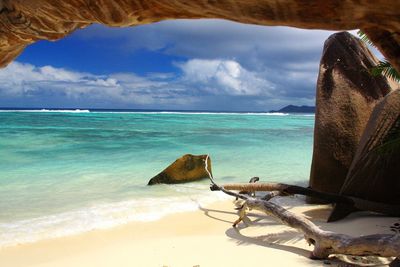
[0,1,399,72]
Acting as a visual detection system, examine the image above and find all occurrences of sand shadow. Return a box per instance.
[225,224,392,267]
[197,204,238,224]
[198,201,394,266]
[198,203,283,227]
[225,226,311,257]
[302,206,332,221]
[198,202,312,259]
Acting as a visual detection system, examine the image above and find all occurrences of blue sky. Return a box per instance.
[0,19,348,111]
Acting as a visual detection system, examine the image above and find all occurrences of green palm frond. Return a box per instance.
[357,30,400,155]
[357,30,400,83]
[357,30,375,47]
[371,60,400,83]
[376,137,400,155]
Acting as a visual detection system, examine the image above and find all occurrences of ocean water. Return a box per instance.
[0,109,314,247]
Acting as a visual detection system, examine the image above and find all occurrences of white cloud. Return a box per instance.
[0,56,319,110]
[176,59,275,96]
[0,58,280,108]
[0,62,122,99]
[39,66,83,82]
[75,20,339,106]
[5,20,373,110]
[81,20,334,59]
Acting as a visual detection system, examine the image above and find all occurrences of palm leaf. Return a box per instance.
[357,30,375,47]
[371,60,400,83]
[357,31,400,83]
[376,137,400,155]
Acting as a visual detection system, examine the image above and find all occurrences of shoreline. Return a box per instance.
[0,189,231,248]
[0,198,396,267]
[0,108,316,116]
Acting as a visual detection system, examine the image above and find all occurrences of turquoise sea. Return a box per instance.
[0,109,314,246]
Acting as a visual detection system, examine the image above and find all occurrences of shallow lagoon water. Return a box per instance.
[0,110,314,246]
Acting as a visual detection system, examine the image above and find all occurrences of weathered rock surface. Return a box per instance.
[148,154,211,185]
[308,32,392,202]
[329,89,400,220]
[0,1,400,72]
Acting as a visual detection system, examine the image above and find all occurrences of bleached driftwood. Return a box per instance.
[220,182,400,218]
[235,198,399,259]
[203,156,400,265]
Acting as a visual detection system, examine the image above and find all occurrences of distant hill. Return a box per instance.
[270,105,315,113]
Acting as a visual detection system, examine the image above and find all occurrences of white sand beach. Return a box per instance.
[0,198,396,267]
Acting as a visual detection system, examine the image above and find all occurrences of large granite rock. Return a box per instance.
[0,2,400,71]
[329,89,400,221]
[308,32,392,202]
[148,154,211,185]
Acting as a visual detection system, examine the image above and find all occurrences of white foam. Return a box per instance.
[164,112,290,116]
[0,191,228,248]
[39,109,90,113]
[0,110,316,116]
[0,109,90,113]
[91,111,290,116]
[0,110,317,116]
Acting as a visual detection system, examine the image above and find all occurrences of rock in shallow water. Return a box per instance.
[308,31,392,202]
[147,154,212,185]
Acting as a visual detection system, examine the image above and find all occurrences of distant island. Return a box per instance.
[270,105,315,113]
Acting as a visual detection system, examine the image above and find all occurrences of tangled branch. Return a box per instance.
[204,155,400,263]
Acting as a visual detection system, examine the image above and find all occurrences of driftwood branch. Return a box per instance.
[220,182,400,218]
[244,198,400,260]
[204,156,400,263]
